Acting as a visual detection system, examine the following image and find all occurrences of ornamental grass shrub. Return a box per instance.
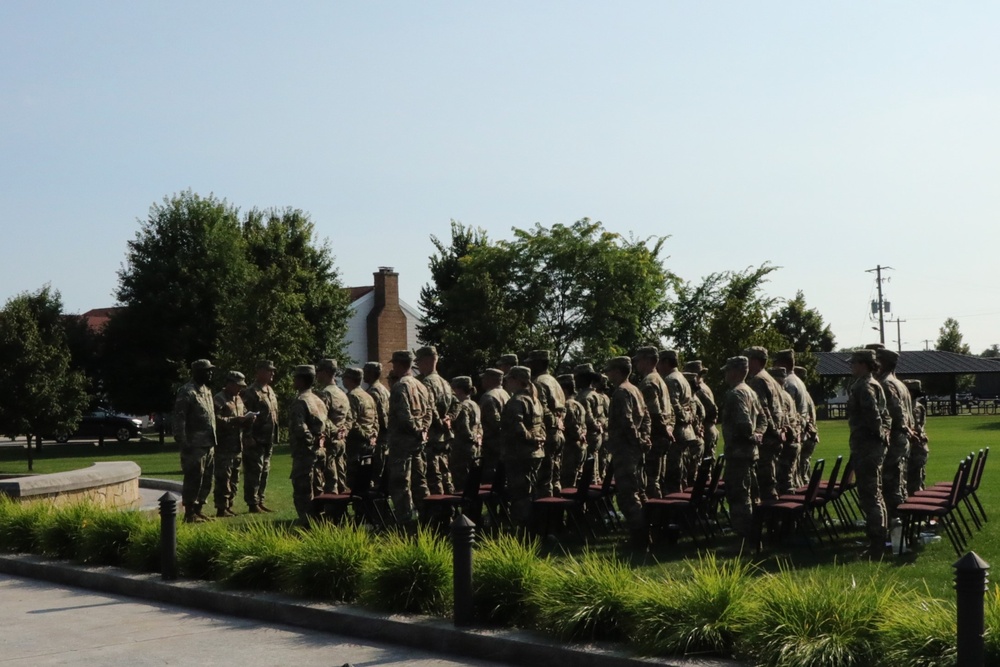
[124,518,162,572]
[282,523,374,602]
[363,528,452,615]
[473,533,550,626]
[220,522,295,591]
[176,521,235,580]
[985,585,1000,665]
[37,502,102,560]
[882,594,957,667]
[530,550,643,643]
[80,509,148,566]
[631,552,758,658]
[0,497,51,553]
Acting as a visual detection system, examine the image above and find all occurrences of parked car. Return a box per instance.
[51,410,143,443]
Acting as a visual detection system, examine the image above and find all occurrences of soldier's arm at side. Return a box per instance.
[172,391,189,448]
[501,399,531,442]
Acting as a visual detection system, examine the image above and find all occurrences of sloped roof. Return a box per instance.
[347,286,374,302]
[817,350,1000,377]
[81,307,122,332]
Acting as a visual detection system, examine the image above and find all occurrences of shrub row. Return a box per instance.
[0,496,992,667]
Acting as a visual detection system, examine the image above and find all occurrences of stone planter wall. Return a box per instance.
[0,462,141,509]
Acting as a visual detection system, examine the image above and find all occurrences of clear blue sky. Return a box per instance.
[2,2,997,353]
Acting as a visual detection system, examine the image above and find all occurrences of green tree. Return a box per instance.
[773,290,838,401]
[0,286,89,465]
[981,344,1000,358]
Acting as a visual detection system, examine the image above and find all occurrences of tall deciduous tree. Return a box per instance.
[0,286,89,464]
[773,290,838,401]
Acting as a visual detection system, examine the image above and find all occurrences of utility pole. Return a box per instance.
[866,265,893,345]
[922,339,934,351]
[888,317,906,352]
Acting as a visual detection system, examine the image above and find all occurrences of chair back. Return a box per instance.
[705,455,725,497]
[970,448,989,492]
[823,456,843,497]
[601,461,615,494]
[689,457,714,502]
[802,458,826,504]
[577,457,597,495]
[461,461,484,500]
[838,457,855,494]
[944,460,969,509]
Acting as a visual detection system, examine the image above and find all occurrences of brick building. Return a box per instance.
[344,267,422,368]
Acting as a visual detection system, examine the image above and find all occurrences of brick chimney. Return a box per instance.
[367,267,407,368]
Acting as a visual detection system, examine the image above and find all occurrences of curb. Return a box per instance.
[0,554,740,667]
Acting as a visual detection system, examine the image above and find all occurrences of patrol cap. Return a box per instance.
[557,374,576,392]
[774,349,795,365]
[191,359,216,370]
[864,343,885,351]
[683,360,706,375]
[903,379,923,396]
[506,366,532,383]
[793,365,807,377]
[769,366,788,380]
[497,354,519,366]
[682,371,698,382]
[525,350,551,363]
[742,346,769,362]
[632,346,659,362]
[482,368,505,381]
[363,361,382,375]
[605,356,632,374]
[391,350,414,364]
[414,346,438,360]
[255,359,277,371]
[343,367,363,383]
[573,363,599,379]
[316,358,339,374]
[225,370,247,386]
[658,349,679,365]
[293,364,316,377]
[875,348,899,365]
[721,356,749,373]
[850,349,877,365]
[451,376,473,392]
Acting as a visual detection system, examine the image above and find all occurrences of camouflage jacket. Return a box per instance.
[479,387,509,444]
[346,386,378,452]
[453,398,482,449]
[241,382,279,446]
[288,389,330,455]
[747,369,786,442]
[420,372,458,444]
[664,369,696,440]
[563,397,588,447]
[575,386,606,451]
[366,381,390,446]
[721,382,765,458]
[695,381,718,426]
[639,371,674,439]
[879,372,914,437]
[173,381,217,449]
[608,380,651,453]
[213,389,248,452]
[847,374,890,447]
[501,388,545,459]
[532,373,566,435]
[316,381,354,442]
[388,375,433,445]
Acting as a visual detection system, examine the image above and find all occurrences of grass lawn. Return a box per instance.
[1,415,996,598]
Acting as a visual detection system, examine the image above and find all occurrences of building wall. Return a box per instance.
[344,280,422,366]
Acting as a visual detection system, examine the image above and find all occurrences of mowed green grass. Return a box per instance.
[1,415,996,597]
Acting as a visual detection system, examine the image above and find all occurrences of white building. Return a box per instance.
[344,267,423,367]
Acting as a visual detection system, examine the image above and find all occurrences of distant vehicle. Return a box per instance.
[50,410,143,443]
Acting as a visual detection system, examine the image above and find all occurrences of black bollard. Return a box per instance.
[451,514,476,627]
[954,551,990,667]
[159,492,178,581]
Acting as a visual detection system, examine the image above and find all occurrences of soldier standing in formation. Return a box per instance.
[557,374,588,489]
[875,348,914,518]
[449,376,482,491]
[773,351,818,481]
[364,362,391,488]
[526,350,567,497]
[685,361,718,458]
[478,368,508,484]
[743,347,786,500]
[904,379,929,495]
[496,354,518,375]
[343,367,378,492]
[287,365,331,528]
[573,363,606,485]
[685,370,707,485]
[768,366,803,491]
[605,356,652,547]
[241,360,278,513]
[174,359,218,523]
[658,350,696,494]
[416,346,457,495]
[213,371,254,517]
[634,346,673,499]
[720,356,765,540]
[387,350,432,524]
[500,366,546,527]
[846,349,891,557]
[316,359,352,494]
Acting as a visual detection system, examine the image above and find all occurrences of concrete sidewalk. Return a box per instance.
[0,573,511,666]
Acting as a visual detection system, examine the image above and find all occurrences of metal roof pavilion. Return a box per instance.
[816,350,1000,377]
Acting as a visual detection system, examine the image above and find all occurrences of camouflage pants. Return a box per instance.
[290,449,319,517]
[882,433,909,511]
[480,437,502,485]
[597,438,611,482]
[798,434,819,483]
[724,454,755,538]
[684,438,705,488]
[181,446,214,509]
[389,443,429,522]
[504,457,541,528]
[213,448,241,511]
[907,443,928,496]
[777,440,802,493]
[536,431,565,498]
[560,440,587,491]
[243,441,272,508]
[449,441,479,494]
[372,440,388,492]
[703,424,719,459]
[323,439,348,494]
[613,446,646,530]
[852,440,887,541]
[756,438,782,500]
[663,438,694,494]
[642,438,667,499]
[425,442,453,495]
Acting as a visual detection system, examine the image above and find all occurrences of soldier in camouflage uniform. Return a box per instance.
[449,376,482,491]
[719,356,766,538]
[174,359,218,523]
[241,360,279,513]
[500,366,546,528]
[743,347,787,500]
[904,379,929,495]
[526,350,567,497]
[315,358,352,494]
[773,351,819,483]
[769,366,803,492]
[657,350,697,494]
[685,371,707,485]
[288,365,332,528]
[685,361,719,458]
[875,348,915,515]
[847,349,892,557]
[343,367,378,492]
[213,371,255,517]
[606,356,652,547]
[573,364,606,485]
[496,354,518,376]
[634,347,674,499]
[478,368,509,484]
[387,350,433,523]
[557,374,588,489]
[364,362,391,489]
[416,346,458,495]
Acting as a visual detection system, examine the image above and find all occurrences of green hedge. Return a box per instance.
[0,497,986,666]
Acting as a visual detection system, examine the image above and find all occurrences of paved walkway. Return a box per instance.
[0,574,511,666]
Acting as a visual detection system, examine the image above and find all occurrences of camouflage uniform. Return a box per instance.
[213,388,248,513]
[596,385,612,480]
[847,366,891,544]
[607,368,651,530]
[241,380,279,510]
[366,376,391,488]
[575,370,607,485]
[388,374,433,522]
[316,378,352,494]
[288,385,331,517]
[559,391,589,489]
[450,394,482,492]
[420,371,458,495]
[638,367,673,499]
[688,386,706,486]
[663,366,697,494]
[478,380,509,484]
[781,366,818,483]
[500,376,546,527]
[907,390,929,496]
[345,385,378,492]
[770,369,802,493]
[721,378,766,538]
[745,366,786,500]
[532,370,567,497]
[878,368,913,512]
[694,378,719,458]
[174,379,217,512]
